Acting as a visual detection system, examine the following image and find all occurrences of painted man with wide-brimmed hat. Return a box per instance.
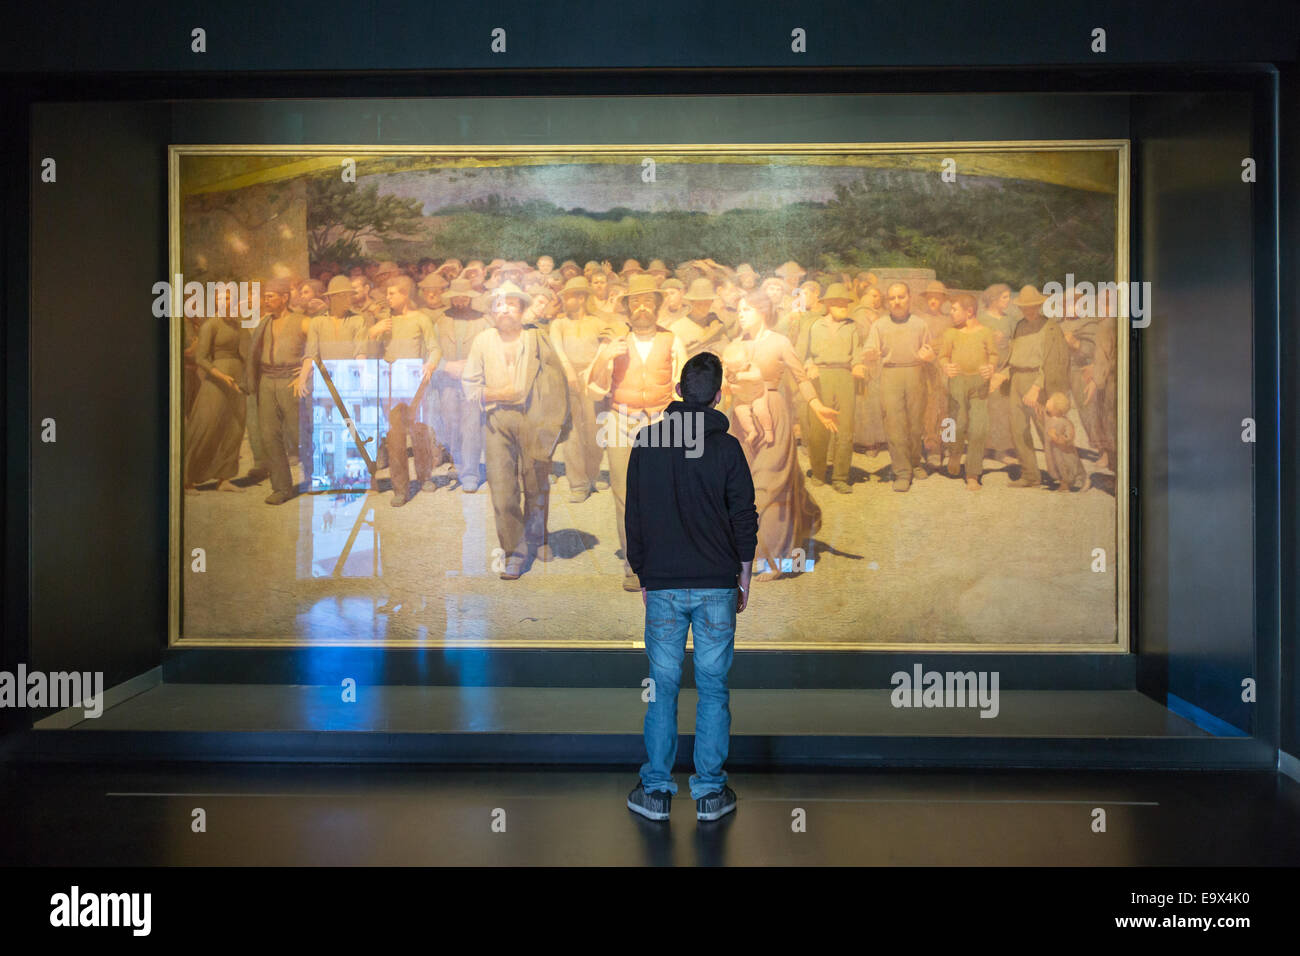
[669,277,730,360]
[416,272,448,318]
[645,259,671,282]
[795,283,867,493]
[584,273,688,591]
[461,282,571,579]
[988,284,1070,488]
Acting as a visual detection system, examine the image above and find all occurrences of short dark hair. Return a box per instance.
[679,352,723,404]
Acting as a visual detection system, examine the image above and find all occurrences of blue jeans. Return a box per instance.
[640,587,738,801]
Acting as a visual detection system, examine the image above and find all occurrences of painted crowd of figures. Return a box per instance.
[183,255,1120,586]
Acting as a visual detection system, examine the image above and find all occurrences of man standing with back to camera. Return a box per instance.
[624,352,758,823]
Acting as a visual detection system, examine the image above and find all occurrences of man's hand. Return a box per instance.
[812,400,840,434]
[641,587,647,607]
[943,362,959,378]
[737,561,752,613]
[916,344,936,363]
[291,374,310,398]
[978,363,994,381]
[1023,384,1041,407]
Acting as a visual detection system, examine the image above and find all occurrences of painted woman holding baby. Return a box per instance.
[723,291,838,581]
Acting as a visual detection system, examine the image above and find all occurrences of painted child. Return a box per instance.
[1043,391,1089,491]
[722,339,775,447]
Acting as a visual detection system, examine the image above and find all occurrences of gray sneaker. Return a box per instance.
[627,783,671,821]
[696,786,737,821]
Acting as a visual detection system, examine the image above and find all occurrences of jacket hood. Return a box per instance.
[663,399,731,435]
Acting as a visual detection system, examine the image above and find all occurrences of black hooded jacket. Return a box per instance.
[625,400,758,590]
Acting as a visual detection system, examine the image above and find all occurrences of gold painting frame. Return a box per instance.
[168,140,1130,651]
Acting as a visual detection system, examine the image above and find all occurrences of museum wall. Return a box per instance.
[28,103,172,687]
[1282,67,1299,760]
[2,94,28,732]
[167,93,1128,147]
[2,0,1297,71]
[1132,93,1258,736]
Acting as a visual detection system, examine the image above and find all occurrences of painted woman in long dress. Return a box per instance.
[726,292,839,581]
[183,292,249,494]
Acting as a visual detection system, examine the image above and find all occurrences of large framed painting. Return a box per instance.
[169,141,1130,650]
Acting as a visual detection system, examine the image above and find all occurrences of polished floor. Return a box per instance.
[16,681,1221,766]
[46,683,1204,736]
[2,763,1297,865]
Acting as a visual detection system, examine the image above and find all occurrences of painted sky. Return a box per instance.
[365,162,1003,215]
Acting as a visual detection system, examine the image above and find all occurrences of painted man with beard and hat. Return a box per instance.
[584,274,688,591]
[462,282,571,580]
